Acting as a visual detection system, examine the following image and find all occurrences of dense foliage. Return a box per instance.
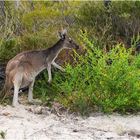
[1,1,140,60]
[35,35,140,114]
[0,1,140,114]
[77,1,140,48]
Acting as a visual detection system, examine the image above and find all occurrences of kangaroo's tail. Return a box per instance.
[0,85,7,103]
[0,75,12,103]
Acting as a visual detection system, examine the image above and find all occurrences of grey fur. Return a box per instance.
[3,30,79,107]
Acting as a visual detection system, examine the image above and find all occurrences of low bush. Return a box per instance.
[35,36,140,115]
[0,38,20,61]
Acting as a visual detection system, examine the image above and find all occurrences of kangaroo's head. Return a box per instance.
[59,29,79,50]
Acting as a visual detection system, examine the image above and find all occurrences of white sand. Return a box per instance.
[0,104,140,140]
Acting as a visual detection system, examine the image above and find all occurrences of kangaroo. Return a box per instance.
[2,29,79,107]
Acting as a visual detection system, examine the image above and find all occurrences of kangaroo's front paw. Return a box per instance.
[61,68,65,72]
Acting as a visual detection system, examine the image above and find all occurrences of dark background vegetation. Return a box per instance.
[0,1,140,115]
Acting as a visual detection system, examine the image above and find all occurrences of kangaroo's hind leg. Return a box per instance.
[28,79,42,105]
[28,79,35,103]
[12,67,23,107]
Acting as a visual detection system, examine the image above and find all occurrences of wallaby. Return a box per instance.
[1,29,79,107]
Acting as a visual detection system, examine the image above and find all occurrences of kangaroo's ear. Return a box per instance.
[58,29,67,40]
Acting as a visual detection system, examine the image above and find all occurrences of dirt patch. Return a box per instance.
[0,104,140,140]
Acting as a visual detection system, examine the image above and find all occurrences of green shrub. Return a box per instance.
[76,1,140,48]
[0,38,20,61]
[35,36,140,114]
[20,32,50,50]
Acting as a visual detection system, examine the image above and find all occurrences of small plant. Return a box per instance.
[0,38,20,61]
[0,131,6,139]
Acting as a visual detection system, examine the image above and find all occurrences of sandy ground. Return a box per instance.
[0,103,140,140]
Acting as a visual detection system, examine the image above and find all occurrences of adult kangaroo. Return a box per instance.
[2,29,79,107]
